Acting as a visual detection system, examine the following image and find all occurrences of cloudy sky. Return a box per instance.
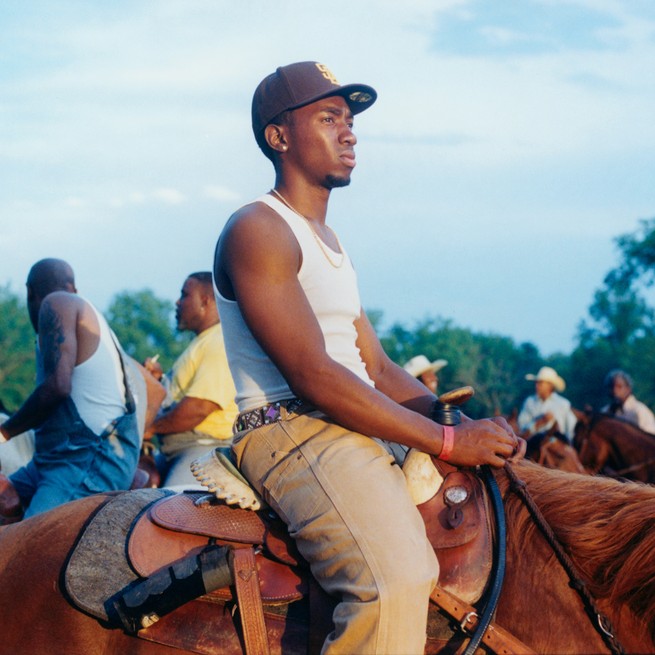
[2,0,654,355]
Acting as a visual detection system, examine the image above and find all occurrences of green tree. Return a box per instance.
[614,217,655,284]
[568,217,655,411]
[105,289,191,372]
[377,314,544,419]
[0,286,36,413]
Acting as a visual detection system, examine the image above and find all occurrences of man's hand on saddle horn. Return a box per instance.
[447,419,526,468]
[434,387,526,468]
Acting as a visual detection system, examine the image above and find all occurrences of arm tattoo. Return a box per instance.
[40,303,67,375]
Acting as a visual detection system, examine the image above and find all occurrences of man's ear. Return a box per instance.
[264,124,288,154]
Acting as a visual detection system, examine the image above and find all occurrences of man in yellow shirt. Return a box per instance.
[145,272,237,486]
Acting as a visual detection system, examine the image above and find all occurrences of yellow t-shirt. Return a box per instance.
[168,323,238,439]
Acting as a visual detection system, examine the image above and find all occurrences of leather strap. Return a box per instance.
[430,585,536,654]
[229,547,271,655]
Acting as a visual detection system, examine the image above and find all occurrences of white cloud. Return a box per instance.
[152,188,186,204]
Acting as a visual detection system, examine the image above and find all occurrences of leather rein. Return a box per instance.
[434,462,627,654]
[431,396,515,655]
[429,392,626,654]
[503,462,626,655]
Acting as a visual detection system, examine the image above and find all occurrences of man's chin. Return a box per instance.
[325,175,351,189]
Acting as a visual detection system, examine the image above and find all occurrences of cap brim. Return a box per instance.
[288,83,377,116]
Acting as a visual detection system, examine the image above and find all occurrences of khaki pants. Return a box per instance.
[233,410,439,655]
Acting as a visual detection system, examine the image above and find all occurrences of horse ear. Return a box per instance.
[572,407,589,424]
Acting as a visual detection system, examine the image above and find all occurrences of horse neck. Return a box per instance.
[596,416,655,466]
[500,462,655,650]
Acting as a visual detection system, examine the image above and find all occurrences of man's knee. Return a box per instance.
[0,473,24,524]
[379,543,439,603]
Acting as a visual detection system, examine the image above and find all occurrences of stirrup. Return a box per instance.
[190,449,264,511]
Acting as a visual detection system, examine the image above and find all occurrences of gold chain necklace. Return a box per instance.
[270,188,344,269]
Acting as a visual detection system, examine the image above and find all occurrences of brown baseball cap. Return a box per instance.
[251,61,377,147]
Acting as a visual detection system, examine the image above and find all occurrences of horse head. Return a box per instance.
[575,414,610,474]
[574,412,655,481]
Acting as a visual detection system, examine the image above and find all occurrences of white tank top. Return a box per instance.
[216,194,374,413]
[69,302,126,434]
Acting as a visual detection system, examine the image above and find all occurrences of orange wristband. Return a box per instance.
[438,425,455,461]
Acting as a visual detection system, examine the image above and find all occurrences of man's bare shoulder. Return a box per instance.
[226,198,291,239]
[222,198,299,259]
[40,292,99,329]
[40,291,85,315]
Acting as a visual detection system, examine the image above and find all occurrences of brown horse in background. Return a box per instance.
[503,408,586,473]
[574,412,655,483]
[0,460,653,654]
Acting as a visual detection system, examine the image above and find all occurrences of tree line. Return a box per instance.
[2,217,655,419]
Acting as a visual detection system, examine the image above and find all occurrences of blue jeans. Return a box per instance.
[10,397,140,518]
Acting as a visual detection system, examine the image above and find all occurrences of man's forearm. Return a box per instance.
[149,396,218,436]
[150,409,202,436]
[0,383,67,439]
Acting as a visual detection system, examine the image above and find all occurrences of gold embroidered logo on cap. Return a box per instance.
[315,63,340,86]
[349,90,374,104]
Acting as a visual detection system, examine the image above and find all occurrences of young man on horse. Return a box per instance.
[207,61,523,654]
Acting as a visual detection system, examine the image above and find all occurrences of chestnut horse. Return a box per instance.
[0,461,653,654]
[574,412,655,483]
[502,409,586,473]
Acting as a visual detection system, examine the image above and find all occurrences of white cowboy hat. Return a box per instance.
[525,366,566,393]
[403,355,448,379]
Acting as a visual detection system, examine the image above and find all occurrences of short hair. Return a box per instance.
[187,271,214,295]
[604,369,633,392]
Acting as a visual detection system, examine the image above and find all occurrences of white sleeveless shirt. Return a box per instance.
[69,302,126,434]
[216,194,374,413]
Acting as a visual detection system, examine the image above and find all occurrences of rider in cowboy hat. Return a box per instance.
[518,366,577,441]
[403,354,448,395]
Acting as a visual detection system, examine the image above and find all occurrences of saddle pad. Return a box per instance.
[64,488,174,621]
[150,492,267,544]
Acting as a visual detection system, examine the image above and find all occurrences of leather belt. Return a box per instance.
[235,398,308,432]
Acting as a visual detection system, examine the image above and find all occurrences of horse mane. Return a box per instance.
[500,461,655,643]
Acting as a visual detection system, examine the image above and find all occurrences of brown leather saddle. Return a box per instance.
[417,460,493,603]
[123,461,493,654]
[129,492,307,604]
